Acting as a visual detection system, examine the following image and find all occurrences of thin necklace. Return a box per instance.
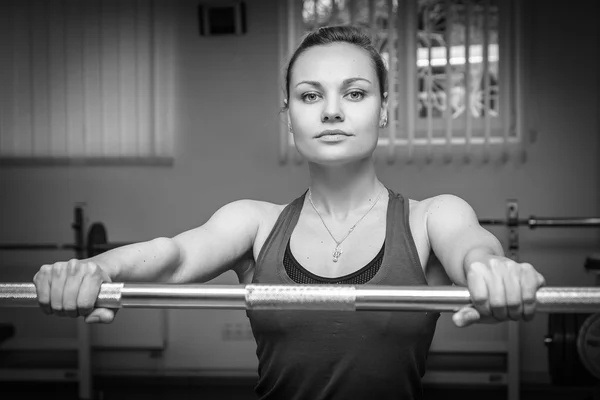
[308,185,384,263]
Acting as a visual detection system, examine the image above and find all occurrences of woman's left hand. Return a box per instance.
[452,256,546,328]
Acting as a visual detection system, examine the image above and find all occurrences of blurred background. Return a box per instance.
[0,0,598,399]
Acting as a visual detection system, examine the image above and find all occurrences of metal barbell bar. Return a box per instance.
[479,217,600,228]
[1,283,600,313]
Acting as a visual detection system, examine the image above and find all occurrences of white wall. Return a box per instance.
[0,0,598,382]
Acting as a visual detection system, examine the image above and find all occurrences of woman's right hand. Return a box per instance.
[33,259,116,324]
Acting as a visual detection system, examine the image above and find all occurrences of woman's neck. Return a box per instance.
[307,158,383,221]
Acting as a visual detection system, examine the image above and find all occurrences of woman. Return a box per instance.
[33,26,545,399]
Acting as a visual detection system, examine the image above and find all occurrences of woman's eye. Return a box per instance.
[347,91,364,101]
[302,93,320,103]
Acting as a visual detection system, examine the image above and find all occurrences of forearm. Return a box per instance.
[437,229,504,286]
[458,233,505,284]
[464,245,504,270]
[85,237,182,283]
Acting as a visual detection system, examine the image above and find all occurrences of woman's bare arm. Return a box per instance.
[88,199,264,283]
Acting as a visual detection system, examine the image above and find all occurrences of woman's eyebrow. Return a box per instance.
[295,77,372,88]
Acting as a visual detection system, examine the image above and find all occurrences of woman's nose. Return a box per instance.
[321,100,344,123]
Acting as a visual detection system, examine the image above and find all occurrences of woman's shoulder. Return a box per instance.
[406,194,471,216]
[229,199,289,220]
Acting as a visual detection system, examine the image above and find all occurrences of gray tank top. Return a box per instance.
[246,188,439,400]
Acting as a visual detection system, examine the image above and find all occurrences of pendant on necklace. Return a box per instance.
[333,246,343,263]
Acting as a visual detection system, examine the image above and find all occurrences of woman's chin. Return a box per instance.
[303,153,374,167]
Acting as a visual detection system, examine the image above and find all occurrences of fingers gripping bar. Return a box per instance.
[1,283,599,313]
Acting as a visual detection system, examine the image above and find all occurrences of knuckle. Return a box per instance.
[521,262,535,270]
[40,264,53,275]
[537,273,546,284]
[52,263,66,276]
[489,295,504,308]
[85,262,98,274]
[468,262,487,274]
[520,263,536,275]
[67,263,79,275]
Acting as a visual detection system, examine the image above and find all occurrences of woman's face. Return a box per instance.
[287,42,386,166]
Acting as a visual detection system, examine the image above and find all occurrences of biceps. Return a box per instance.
[170,202,258,283]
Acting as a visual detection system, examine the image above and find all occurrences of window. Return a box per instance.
[0,0,175,165]
[279,0,524,164]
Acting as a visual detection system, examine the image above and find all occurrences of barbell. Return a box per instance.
[3,205,600,385]
[0,222,127,258]
[1,283,600,313]
[2,214,599,259]
[479,216,600,228]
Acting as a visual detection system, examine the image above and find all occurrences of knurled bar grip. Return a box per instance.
[1,283,599,313]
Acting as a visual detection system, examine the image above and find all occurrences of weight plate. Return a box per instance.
[577,313,600,381]
[86,223,107,258]
[564,313,577,385]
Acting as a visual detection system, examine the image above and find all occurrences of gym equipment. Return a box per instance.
[0,206,130,258]
[1,284,600,313]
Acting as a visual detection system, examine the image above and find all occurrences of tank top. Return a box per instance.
[246,188,439,400]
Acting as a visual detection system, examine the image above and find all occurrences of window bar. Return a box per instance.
[0,5,4,156]
[515,0,525,162]
[386,0,396,163]
[151,0,159,158]
[96,0,106,157]
[99,0,106,157]
[28,0,36,157]
[332,0,339,27]
[464,0,472,163]
[117,2,125,157]
[293,0,304,165]
[82,0,88,157]
[368,0,376,40]
[47,0,55,157]
[63,0,71,157]
[482,0,490,162]
[278,0,288,163]
[64,0,73,157]
[499,0,510,162]
[443,0,452,163]
[0,2,6,156]
[406,0,417,163]
[134,0,140,157]
[425,5,433,163]
[12,0,21,156]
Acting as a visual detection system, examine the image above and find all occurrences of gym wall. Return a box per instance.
[0,0,598,384]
